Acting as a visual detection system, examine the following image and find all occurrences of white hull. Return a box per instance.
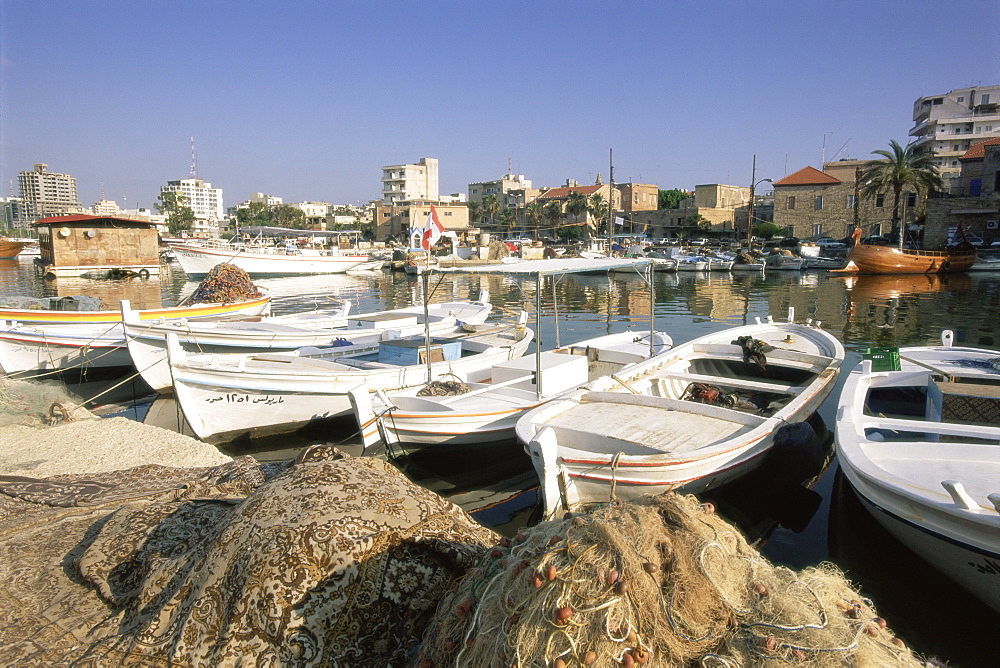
[172,244,369,277]
[766,256,804,271]
[169,322,533,444]
[0,324,132,374]
[835,335,1000,612]
[517,311,844,519]
[0,298,272,375]
[352,331,673,450]
[124,297,491,392]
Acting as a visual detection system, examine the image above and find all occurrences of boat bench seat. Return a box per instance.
[692,343,834,369]
[865,416,1000,442]
[654,371,803,395]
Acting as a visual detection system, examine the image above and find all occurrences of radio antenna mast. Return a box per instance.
[189,137,198,178]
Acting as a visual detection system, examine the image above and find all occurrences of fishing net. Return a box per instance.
[0,377,90,428]
[176,263,263,306]
[417,380,472,396]
[0,295,107,311]
[414,493,922,667]
[487,240,512,261]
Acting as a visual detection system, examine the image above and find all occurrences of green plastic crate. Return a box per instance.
[863,347,901,372]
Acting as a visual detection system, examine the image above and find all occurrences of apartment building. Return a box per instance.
[17,164,84,222]
[468,173,534,204]
[160,178,224,237]
[616,182,659,212]
[910,84,1000,193]
[91,199,121,216]
[381,158,439,204]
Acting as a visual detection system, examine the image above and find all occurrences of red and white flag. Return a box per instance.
[420,205,445,250]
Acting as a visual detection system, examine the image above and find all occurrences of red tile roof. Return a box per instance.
[772,166,841,186]
[537,184,605,199]
[960,136,1000,161]
[33,214,157,227]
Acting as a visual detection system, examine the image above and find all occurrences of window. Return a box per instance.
[982,94,991,104]
[847,195,857,209]
[875,194,885,207]
[958,96,965,102]
[813,224,823,237]
[954,144,961,151]
[906,192,917,208]
[814,195,823,210]
[787,196,796,210]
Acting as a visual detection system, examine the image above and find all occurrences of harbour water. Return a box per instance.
[2,255,998,665]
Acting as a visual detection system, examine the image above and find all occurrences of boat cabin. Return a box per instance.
[32,214,162,278]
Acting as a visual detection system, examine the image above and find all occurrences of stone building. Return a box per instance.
[772,161,925,241]
[924,137,1000,247]
[534,182,619,236]
[616,183,659,212]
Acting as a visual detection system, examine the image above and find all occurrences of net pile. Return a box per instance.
[0,378,90,427]
[415,494,922,667]
[487,240,512,261]
[176,263,263,306]
[0,295,106,311]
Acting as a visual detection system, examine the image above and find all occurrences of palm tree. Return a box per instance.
[467,201,482,226]
[525,201,544,239]
[860,140,944,245]
[588,193,609,235]
[499,207,517,230]
[544,200,563,234]
[565,191,589,225]
[481,194,501,232]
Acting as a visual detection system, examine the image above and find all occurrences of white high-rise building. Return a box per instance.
[910,84,1000,193]
[17,164,84,221]
[381,157,439,204]
[161,178,224,236]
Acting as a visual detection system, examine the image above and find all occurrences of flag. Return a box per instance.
[614,216,624,226]
[420,205,445,250]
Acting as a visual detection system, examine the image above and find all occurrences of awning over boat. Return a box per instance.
[434,257,652,276]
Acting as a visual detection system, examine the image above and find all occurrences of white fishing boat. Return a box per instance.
[123,292,492,392]
[172,240,369,277]
[834,332,1000,613]
[0,296,273,376]
[516,309,844,519]
[349,330,673,450]
[167,315,533,444]
[675,256,710,272]
[802,255,846,270]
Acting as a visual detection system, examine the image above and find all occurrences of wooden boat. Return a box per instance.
[123,292,492,392]
[0,238,35,259]
[835,242,977,274]
[172,240,369,277]
[515,309,844,519]
[349,330,673,450]
[0,296,273,376]
[167,315,533,444]
[834,331,1000,612]
[0,294,271,326]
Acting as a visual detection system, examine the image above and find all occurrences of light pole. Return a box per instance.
[747,178,772,244]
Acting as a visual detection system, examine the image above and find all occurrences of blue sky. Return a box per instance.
[2,0,998,210]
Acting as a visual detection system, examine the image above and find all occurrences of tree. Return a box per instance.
[658,189,688,210]
[499,207,517,230]
[751,222,784,240]
[860,139,944,243]
[467,201,482,226]
[481,194,501,230]
[544,200,563,233]
[524,201,544,237]
[565,191,588,224]
[556,225,582,242]
[588,193,609,235]
[272,204,308,229]
[155,190,195,235]
[235,201,270,227]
